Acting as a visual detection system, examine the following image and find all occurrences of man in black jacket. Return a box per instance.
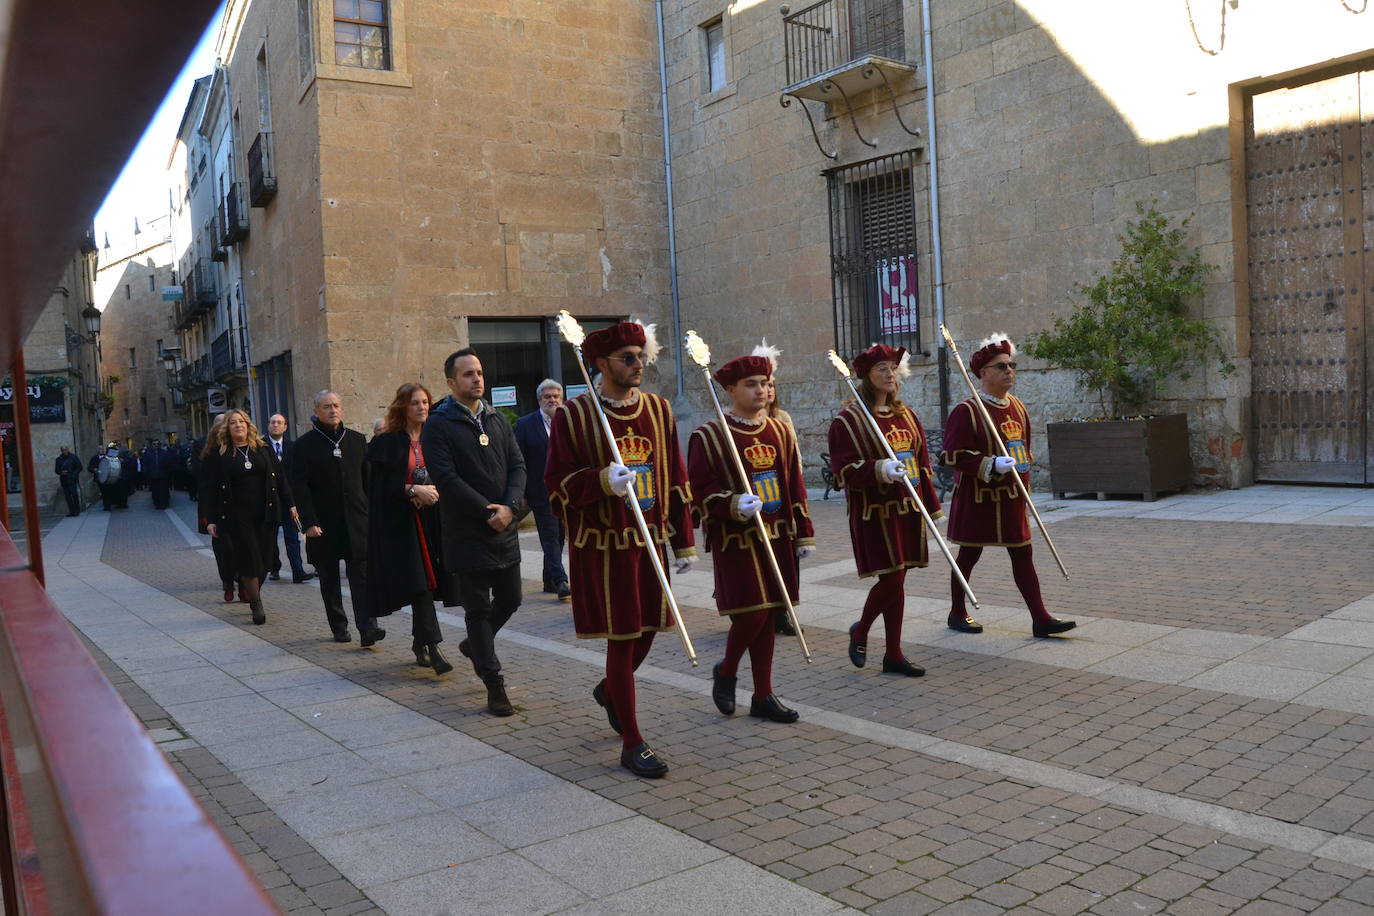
[265,413,313,583]
[289,390,384,646]
[422,348,526,716]
[55,445,83,516]
[143,439,173,509]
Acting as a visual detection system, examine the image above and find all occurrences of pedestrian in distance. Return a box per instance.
[513,378,571,601]
[828,344,942,678]
[264,413,314,584]
[202,410,297,626]
[422,348,526,716]
[55,445,83,516]
[367,382,454,677]
[289,390,386,647]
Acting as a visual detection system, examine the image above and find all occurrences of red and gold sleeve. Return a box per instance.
[688,424,742,526]
[663,409,696,556]
[784,422,815,543]
[911,415,943,517]
[828,410,883,492]
[545,402,611,510]
[941,402,995,482]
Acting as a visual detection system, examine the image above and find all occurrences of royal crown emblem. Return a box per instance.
[1000,418,1024,442]
[743,438,777,470]
[885,425,915,453]
[617,428,653,465]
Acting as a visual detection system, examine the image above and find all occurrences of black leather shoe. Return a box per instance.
[593,680,622,734]
[250,600,266,625]
[556,581,571,602]
[948,616,983,634]
[268,571,281,581]
[881,655,925,677]
[1033,618,1077,638]
[712,662,737,716]
[749,694,799,723]
[486,678,515,717]
[458,638,471,659]
[292,571,317,584]
[774,609,797,637]
[620,742,669,778]
[429,644,454,675]
[360,628,387,648]
[332,630,351,643]
[412,641,431,667]
[542,579,558,594]
[848,623,867,669]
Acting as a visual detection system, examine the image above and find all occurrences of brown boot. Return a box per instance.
[486,678,514,717]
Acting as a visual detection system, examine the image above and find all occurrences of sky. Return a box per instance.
[92,4,225,255]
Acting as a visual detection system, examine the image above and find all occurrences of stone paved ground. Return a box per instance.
[44,485,1374,914]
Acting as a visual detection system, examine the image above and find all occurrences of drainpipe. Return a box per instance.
[654,0,684,399]
[920,0,949,420]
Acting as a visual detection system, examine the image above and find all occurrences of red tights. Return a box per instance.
[949,545,1051,624]
[853,570,907,662]
[718,609,775,699]
[605,633,656,750]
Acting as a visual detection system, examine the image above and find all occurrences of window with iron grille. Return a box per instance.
[334,0,390,70]
[826,150,921,357]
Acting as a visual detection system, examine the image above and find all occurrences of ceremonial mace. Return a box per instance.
[683,331,812,663]
[938,324,1070,580]
[825,350,980,610]
[554,310,699,665]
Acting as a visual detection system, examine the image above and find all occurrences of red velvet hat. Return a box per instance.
[852,344,906,378]
[714,355,772,388]
[583,321,647,361]
[969,338,1014,376]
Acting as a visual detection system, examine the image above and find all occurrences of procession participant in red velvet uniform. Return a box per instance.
[688,354,814,724]
[544,319,696,779]
[941,334,1075,638]
[828,344,942,677]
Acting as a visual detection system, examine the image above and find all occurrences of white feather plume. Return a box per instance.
[751,338,782,373]
[897,349,912,380]
[975,332,1016,356]
[628,316,660,365]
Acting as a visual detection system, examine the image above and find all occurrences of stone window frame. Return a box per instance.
[698,11,736,105]
[305,0,412,93]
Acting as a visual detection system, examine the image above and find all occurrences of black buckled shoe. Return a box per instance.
[621,742,669,778]
[749,694,799,723]
[1033,618,1077,638]
[881,655,925,677]
[592,680,622,734]
[360,628,387,648]
[948,616,983,634]
[848,623,867,668]
[712,662,737,716]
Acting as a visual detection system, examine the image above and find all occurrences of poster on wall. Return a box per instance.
[876,255,918,336]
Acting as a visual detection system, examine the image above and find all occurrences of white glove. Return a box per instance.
[878,458,907,483]
[993,456,1017,475]
[796,544,815,561]
[607,462,635,496]
[736,494,763,519]
[674,555,695,574]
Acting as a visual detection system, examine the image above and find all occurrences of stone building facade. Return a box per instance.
[187,0,1374,486]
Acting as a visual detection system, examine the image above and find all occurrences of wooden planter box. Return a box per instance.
[1047,413,1191,501]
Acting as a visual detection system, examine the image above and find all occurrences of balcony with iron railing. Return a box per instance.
[223,180,248,244]
[210,212,227,262]
[211,328,249,380]
[192,258,218,310]
[247,132,277,206]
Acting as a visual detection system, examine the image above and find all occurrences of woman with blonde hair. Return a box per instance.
[204,409,297,625]
[367,382,453,675]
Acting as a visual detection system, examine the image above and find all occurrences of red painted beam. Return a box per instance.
[10,352,43,585]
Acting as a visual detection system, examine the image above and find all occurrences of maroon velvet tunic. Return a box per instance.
[941,394,1033,547]
[688,415,815,615]
[827,402,942,578]
[545,391,696,640]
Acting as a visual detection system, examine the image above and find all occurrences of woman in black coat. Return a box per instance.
[367,383,453,675]
[204,409,296,625]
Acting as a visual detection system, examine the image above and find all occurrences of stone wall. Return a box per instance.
[100,259,184,448]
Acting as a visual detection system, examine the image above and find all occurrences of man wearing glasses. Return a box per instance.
[940,335,1076,638]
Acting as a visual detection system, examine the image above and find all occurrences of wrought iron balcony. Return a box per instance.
[211,329,248,380]
[223,180,248,244]
[210,211,227,261]
[192,258,218,309]
[247,132,277,206]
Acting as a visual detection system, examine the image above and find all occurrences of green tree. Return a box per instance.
[1026,202,1232,419]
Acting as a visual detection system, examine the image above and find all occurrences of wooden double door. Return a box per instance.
[1248,66,1374,483]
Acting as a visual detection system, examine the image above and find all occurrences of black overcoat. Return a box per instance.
[365,431,451,615]
[420,399,525,573]
[289,419,370,565]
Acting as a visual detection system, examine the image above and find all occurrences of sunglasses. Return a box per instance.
[611,352,646,367]
[987,362,1017,371]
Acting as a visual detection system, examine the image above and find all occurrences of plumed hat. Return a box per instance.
[714,355,773,388]
[583,318,661,364]
[852,343,911,380]
[751,338,782,374]
[969,333,1016,376]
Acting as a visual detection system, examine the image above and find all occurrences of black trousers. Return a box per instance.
[411,592,443,645]
[459,563,522,684]
[60,478,81,515]
[149,476,170,509]
[317,557,377,636]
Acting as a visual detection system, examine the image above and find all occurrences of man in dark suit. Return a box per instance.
[143,439,173,509]
[55,445,83,516]
[289,391,383,646]
[514,378,569,600]
[265,413,314,583]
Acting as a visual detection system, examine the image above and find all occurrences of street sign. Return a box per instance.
[162,286,183,301]
[490,386,517,408]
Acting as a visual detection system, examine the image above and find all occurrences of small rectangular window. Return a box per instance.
[160,397,168,419]
[156,339,164,358]
[123,408,129,423]
[149,274,156,292]
[704,19,726,93]
[298,0,315,81]
[141,397,148,417]
[125,284,131,300]
[129,347,137,368]
[334,0,390,71]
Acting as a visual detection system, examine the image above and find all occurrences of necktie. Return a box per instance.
[274,442,282,457]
